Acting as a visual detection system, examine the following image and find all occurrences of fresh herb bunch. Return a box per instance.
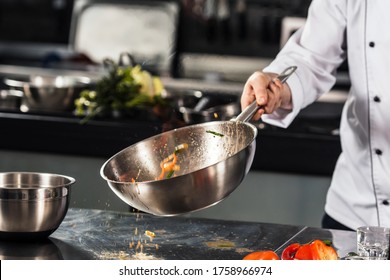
[74,64,168,123]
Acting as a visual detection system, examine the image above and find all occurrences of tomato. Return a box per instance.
[281,243,301,260]
[243,251,280,260]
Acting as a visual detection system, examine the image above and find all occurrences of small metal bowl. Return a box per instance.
[4,75,91,113]
[0,172,76,240]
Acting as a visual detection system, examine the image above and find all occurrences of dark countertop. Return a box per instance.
[0,208,356,260]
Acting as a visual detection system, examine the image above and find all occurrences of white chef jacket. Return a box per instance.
[261,0,390,230]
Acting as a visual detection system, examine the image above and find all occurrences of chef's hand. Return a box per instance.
[241,71,292,121]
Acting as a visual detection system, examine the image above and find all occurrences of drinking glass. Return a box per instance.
[356,226,390,260]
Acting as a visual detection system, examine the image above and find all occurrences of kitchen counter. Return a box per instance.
[0,208,356,260]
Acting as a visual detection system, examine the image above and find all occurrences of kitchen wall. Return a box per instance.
[0,0,314,80]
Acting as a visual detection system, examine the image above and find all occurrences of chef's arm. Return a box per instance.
[241,0,347,128]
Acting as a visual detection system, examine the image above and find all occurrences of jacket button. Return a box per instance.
[383,200,390,206]
[375,149,383,155]
[369,41,375,47]
[374,96,381,102]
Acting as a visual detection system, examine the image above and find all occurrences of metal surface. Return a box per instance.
[179,102,240,123]
[0,208,357,260]
[167,89,241,124]
[101,120,257,216]
[0,89,23,110]
[3,74,91,112]
[101,67,296,216]
[0,172,75,240]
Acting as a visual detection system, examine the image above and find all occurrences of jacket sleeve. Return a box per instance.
[261,0,348,128]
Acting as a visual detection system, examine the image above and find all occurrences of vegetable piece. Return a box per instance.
[166,170,175,179]
[243,251,280,260]
[294,243,313,260]
[206,130,224,137]
[157,143,189,180]
[307,239,338,260]
[174,143,189,154]
[145,230,155,238]
[281,243,301,260]
[292,240,338,260]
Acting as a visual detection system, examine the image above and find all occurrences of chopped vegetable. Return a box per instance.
[243,251,280,260]
[281,243,301,260]
[157,143,189,180]
[174,143,189,154]
[281,239,339,260]
[206,130,224,137]
[145,230,155,238]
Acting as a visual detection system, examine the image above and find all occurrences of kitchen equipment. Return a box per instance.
[3,74,91,113]
[164,89,240,124]
[0,172,76,240]
[101,66,296,216]
[0,89,23,110]
[179,102,240,124]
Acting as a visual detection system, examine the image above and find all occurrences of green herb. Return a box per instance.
[206,130,224,137]
[166,170,175,179]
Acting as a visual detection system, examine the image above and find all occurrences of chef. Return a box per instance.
[241,0,390,231]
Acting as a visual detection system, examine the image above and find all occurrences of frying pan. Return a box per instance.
[100,66,297,216]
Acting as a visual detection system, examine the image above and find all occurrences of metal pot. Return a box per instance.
[100,66,296,216]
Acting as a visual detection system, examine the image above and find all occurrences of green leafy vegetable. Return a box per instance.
[74,64,169,123]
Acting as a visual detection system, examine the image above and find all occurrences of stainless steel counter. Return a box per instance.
[0,208,356,260]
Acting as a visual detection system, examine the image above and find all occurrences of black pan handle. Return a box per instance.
[234,66,297,122]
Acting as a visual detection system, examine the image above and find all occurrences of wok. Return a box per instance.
[100,66,296,216]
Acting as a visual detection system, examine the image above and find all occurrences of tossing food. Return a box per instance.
[157,143,189,180]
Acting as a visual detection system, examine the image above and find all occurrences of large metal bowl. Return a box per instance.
[4,75,91,113]
[100,120,257,216]
[0,172,76,240]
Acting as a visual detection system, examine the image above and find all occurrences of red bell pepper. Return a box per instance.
[281,240,338,260]
[281,243,301,260]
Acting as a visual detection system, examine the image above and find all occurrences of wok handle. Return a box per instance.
[234,66,297,122]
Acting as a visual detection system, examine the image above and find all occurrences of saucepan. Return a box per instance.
[100,66,297,216]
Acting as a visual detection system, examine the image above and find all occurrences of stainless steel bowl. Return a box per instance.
[4,75,91,113]
[100,120,257,216]
[0,172,76,240]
